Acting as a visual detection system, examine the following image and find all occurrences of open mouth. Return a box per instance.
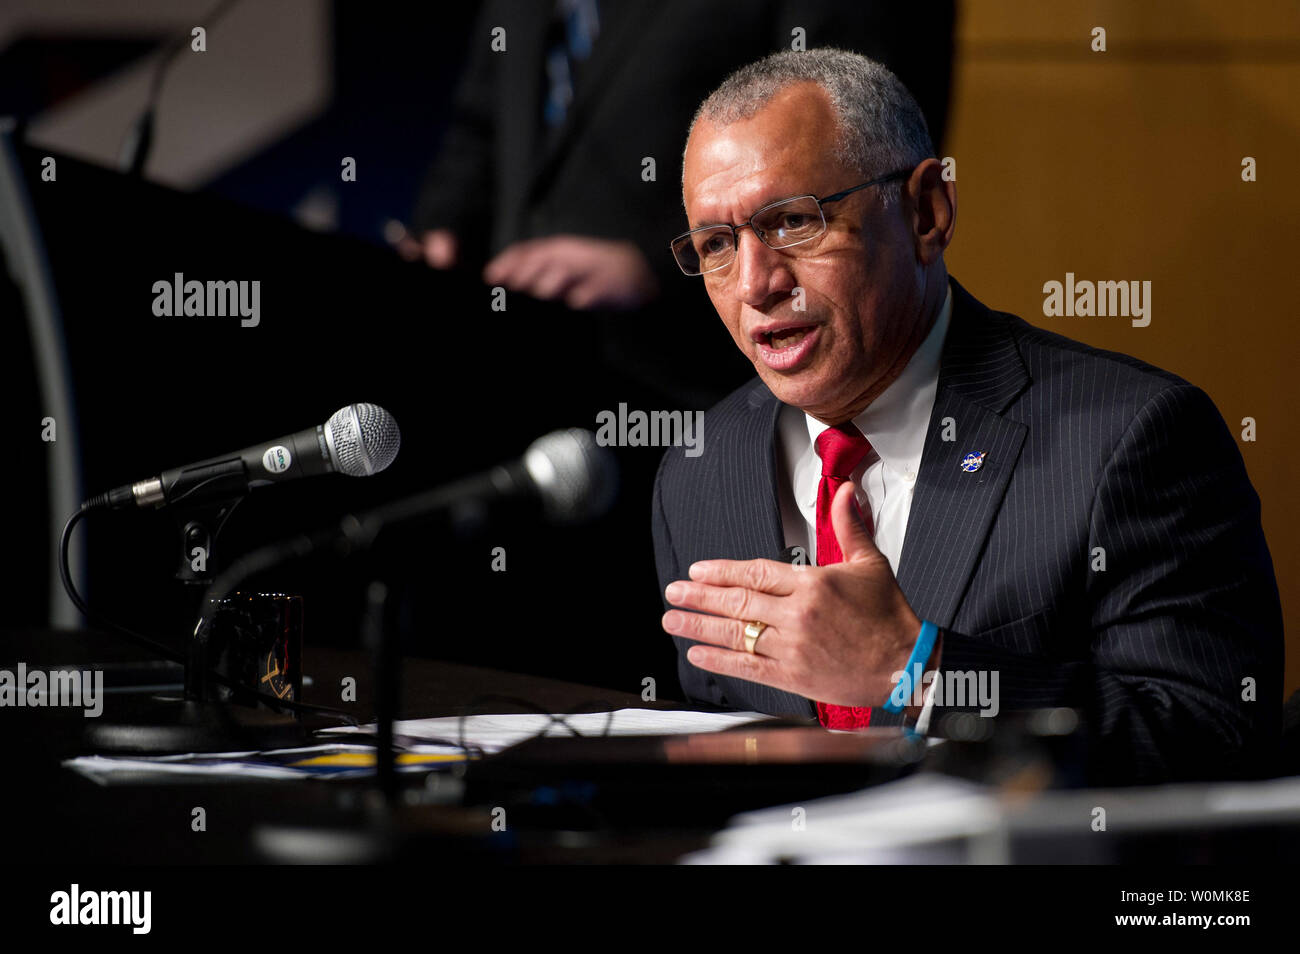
[760,325,816,350]
[754,324,821,371]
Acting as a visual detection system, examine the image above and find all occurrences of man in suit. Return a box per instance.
[652,49,1283,784]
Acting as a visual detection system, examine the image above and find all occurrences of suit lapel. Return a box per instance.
[894,280,1030,629]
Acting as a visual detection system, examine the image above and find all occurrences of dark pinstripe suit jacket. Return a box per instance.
[651,278,1283,784]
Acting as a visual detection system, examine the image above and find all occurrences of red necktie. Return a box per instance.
[813,424,874,730]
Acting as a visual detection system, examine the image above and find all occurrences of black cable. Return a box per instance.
[455,695,620,831]
[59,505,180,663]
[63,503,629,739]
[121,0,243,176]
[456,695,618,754]
[313,695,623,765]
[145,0,242,107]
[59,502,358,725]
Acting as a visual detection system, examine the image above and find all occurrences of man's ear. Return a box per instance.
[906,158,956,265]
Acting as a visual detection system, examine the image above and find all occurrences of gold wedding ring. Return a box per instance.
[743,620,768,654]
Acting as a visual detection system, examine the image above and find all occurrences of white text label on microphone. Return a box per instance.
[262,445,292,474]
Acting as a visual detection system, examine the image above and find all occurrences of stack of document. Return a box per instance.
[65,743,469,782]
[64,708,772,782]
[326,707,771,755]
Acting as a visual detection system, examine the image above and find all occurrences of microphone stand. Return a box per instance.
[176,493,240,705]
[211,436,614,858]
[362,580,397,803]
[252,521,480,863]
[83,490,314,753]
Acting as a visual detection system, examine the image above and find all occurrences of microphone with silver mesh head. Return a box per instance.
[196,428,618,621]
[93,402,401,511]
[320,403,402,479]
[349,427,618,538]
[516,427,619,524]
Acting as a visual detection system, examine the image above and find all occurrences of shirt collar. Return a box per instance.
[804,282,952,476]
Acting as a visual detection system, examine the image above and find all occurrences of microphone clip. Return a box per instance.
[172,492,245,585]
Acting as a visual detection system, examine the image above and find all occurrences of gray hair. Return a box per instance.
[684,48,935,208]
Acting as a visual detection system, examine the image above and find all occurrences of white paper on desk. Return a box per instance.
[63,741,467,783]
[681,774,1004,865]
[67,752,311,782]
[323,708,773,755]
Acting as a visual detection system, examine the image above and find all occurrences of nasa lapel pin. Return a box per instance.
[960,451,987,473]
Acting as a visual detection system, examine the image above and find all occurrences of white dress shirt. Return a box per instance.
[775,283,952,729]
[777,283,952,571]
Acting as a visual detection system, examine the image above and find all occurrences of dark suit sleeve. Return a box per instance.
[410,2,498,262]
[935,384,1283,784]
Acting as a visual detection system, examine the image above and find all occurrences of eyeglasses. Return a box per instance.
[670,169,913,277]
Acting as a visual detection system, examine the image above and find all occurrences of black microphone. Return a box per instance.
[91,403,401,511]
[198,427,618,613]
[357,427,618,536]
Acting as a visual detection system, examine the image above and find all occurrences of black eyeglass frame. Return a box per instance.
[670,168,914,276]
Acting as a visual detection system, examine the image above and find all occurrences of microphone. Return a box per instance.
[198,428,618,617]
[359,427,618,535]
[92,403,401,511]
[497,426,620,523]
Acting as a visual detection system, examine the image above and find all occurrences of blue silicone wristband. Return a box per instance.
[883,620,939,714]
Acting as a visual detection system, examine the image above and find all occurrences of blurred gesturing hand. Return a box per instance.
[483,235,659,311]
[662,481,941,711]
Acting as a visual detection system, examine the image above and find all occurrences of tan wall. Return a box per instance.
[944,1,1299,695]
